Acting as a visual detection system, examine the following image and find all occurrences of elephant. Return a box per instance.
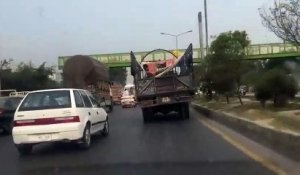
[63,55,109,89]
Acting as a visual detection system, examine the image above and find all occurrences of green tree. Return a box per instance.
[2,62,58,91]
[194,59,213,100]
[33,63,55,89]
[254,57,300,107]
[255,68,298,107]
[0,59,13,93]
[240,61,260,86]
[202,30,251,104]
[109,67,127,85]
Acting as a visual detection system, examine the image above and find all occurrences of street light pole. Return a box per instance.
[160,30,193,52]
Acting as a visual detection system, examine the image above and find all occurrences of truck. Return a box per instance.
[111,83,123,105]
[63,55,113,112]
[130,44,195,121]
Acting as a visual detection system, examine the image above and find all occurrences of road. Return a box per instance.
[0,106,275,175]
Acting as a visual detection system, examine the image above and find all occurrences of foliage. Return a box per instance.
[0,59,13,84]
[259,0,300,45]
[0,59,13,70]
[255,68,298,107]
[264,58,300,74]
[1,62,59,91]
[254,57,300,107]
[240,61,261,86]
[196,30,251,103]
[109,67,127,85]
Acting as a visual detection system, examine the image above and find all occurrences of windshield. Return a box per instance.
[18,90,71,111]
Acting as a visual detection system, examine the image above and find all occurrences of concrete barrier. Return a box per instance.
[192,103,300,161]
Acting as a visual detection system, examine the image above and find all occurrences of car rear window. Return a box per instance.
[18,90,71,111]
[0,97,22,110]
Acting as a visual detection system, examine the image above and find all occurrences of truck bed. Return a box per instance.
[136,73,194,100]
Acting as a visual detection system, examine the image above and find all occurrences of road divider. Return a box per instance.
[192,103,300,161]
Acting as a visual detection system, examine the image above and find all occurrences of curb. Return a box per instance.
[192,103,300,161]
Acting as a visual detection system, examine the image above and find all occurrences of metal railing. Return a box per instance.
[58,43,300,69]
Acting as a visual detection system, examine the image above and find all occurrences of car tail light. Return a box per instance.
[54,116,80,123]
[13,116,80,127]
[14,120,36,127]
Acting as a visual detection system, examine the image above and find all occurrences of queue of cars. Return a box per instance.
[1,85,136,155]
[12,89,109,155]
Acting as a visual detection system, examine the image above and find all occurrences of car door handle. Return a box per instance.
[88,112,91,116]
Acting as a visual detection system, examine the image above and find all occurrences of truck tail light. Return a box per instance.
[13,116,80,127]
[0,108,4,116]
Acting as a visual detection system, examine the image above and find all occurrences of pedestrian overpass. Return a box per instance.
[58,43,300,69]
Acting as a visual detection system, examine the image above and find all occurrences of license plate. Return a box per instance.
[31,134,52,141]
[162,97,171,103]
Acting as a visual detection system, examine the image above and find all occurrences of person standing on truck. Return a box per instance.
[143,64,155,77]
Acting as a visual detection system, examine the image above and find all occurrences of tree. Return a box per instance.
[259,0,300,45]
[254,57,300,107]
[203,31,251,104]
[240,61,261,86]
[255,68,298,107]
[109,67,127,85]
[0,58,13,92]
[194,58,214,100]
[33,62,55,89]
[1,62,58,91]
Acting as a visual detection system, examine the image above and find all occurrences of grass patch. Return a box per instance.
[196,97,300,112]
[266,102,300,112]
[194,96,300,133]
[271,115,300,133]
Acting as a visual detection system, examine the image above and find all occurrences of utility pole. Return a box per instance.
[198,12,204,59]
[204,0,209,54]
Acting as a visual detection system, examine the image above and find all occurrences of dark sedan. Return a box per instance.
[0,96,23,134]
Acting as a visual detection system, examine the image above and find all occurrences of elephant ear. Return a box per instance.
[63,55,109,88]
[90,58,109,81]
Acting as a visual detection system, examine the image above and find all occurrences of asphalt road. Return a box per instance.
[0,106,275,175]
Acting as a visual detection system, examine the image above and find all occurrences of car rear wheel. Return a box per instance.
[16,144,33,155]
[102,117,109,137]
[109,105,113,112]
[106,105,113,113]
[79,124,91,149]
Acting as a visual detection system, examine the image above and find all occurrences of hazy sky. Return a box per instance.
[0,0,280,67]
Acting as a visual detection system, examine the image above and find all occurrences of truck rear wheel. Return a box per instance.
[181,103,190,119]
[107,105,113,112]
[142,108,152,122]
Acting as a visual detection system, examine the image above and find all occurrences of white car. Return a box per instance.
[121,95,137,108]
[12,88,109,155]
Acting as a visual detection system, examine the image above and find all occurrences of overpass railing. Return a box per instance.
[58,43,300,69]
